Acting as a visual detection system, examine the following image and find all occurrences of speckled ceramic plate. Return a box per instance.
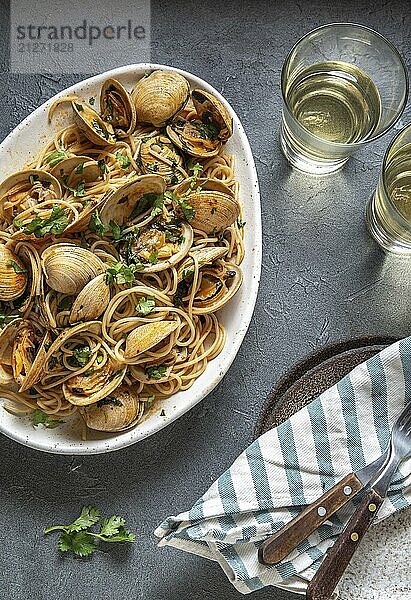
[0,64,262,455]
[256,337,411,599]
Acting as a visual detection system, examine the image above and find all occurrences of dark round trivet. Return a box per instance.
[255,336,399,438]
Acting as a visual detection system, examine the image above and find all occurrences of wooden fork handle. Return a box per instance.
[306,487,385,600]
[258,473,363,565]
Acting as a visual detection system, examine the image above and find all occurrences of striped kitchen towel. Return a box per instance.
[155,337,411,595]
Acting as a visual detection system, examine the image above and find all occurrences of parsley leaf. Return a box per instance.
[58,531,97,557]
[61,175,85,197]
[44,506,101,535]
[6,259,26,274]
[89,210,107,236]
[150,194,164,217]
[0,311,19,328]
[130,193,164,220]
[72,346,92,367]
[105,261,144,285]
[148,248,158,264]
[98,159,108,174]
[109,220,122,240]
[136,296,155,316]
[75,162,84,174]
[165,190,195,221]
[89,97,95,105]
[99,516,125,538]
[23,205,69,238]
[32,409,63,429]
[44,150,68,167]
[115,152,131,170]
[145,365,167,380]
[74,102,84,112]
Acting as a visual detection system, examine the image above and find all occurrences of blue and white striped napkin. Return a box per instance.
[155,338,411,595]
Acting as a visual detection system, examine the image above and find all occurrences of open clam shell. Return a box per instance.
[174,178,240,234]
[63,362,127,407]
[191,264,242,314]
[0,244,27,301]
[138,135,186,185]
[100,78,136,138]
[16,244,41,314]
[0,318,24,366]
[19,330,52,392]
[166,117,222,158]
[80,384,144,432]
[124,320,179,359]
[176,246,228,282]
[69,273,111,323]
[72,100,116,146]
[0,169,62,225]
[50,156,101,187]
[191,89,233,141]
[41,243,105,294]
[131,70,190,127]
[12,320,36,387]
[99,174,166,226]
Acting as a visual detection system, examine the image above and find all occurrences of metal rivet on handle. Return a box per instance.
[368,503,377,512]
[350,532,359,542]
[343,486,353,496]
[317,506,327,517]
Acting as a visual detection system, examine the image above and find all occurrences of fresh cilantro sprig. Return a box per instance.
[44,506,135,557]
[32,409,64,429]
[105,261,144,285]
[136,296,155,316]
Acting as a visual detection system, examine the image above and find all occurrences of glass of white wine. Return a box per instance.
[281,23,408,175]
[366,124,411,254]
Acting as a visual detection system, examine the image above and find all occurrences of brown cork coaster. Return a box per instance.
[254,336,399,437]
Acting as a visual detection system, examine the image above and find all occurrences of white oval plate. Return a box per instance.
[0,64,261,454]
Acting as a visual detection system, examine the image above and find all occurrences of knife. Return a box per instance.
[258,450,388,566]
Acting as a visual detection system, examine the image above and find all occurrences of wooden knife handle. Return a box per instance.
[306,487,385,600]
[258,472,363,565]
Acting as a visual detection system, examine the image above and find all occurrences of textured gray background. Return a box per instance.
[0,1,410,599]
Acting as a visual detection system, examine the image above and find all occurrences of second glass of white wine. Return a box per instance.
[281,24,408,175]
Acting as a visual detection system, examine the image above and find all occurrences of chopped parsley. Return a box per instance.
[71,345,92,367]
[145,365,167,380]
[105,261,144,285]
[29,174,39,185]
[89,210,107,236]
[96,396,123,408]
[61,175,85,197]
[115,152,131,170]
[148,248,158,264]
[89,97,95,105]
[75,162,84,174]
[32,409,63,429]
[165,190,195,221]
[135,296,155,316]
[44,150,68,167]
[130,193,165,220]
[98,159,108,174]
[109,220,122,240]
[6,259,26,274]
[74,102,84,112]
[237,218,246,229]
[21,205,69,238]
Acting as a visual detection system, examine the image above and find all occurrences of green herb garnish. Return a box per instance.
[23,205,69,238]
[74,102,84,112]
[72,346,92,367]
[75,162,84,174]
[96,396,123,408]
[145,365,167,380]
[136,296,155,316]
[98,159,108,174]
[105,261,144,285]
[148,248,158,264]
[44,506,135,558]
[115,152,131,170]
[165,190,195,221]
[32,409,63,429]
[89,210,107,236]
[89,97,95,105]
[44,150,68,167]
[6,259,26,274]
[109,220,122,240]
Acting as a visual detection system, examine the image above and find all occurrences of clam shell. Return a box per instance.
[80,384,142,432]
[131,70,190,127]
[141,222,193,274]
[138,135,186,185]
[50,156,101,187]
[99,174,166,226]
[41,243,105,294]
[100,78,136,138]
[72,100,116,146]
[63,364,127,407]
[124,320,179,359]
[0,169,62,224]
[177,246,228,282]
[175,178,240,234]
[69,273,110,323]
[192,264,242,314]
[191,89,233,141]
[19,330,52,392]
[16,244,41,314]
[166,118,222,158]
[12,320,36,386]
[0,318,24,366]
[0,244,27,301]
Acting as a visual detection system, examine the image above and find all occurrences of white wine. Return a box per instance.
[284,61,381,144]
[384,145,411,221]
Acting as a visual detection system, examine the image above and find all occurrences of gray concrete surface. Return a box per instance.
[0,1,410,599]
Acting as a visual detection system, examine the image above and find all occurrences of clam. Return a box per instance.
[124,320,179,359]
[125,221,193,273]
[16,244,41,314]
[177,246,228,282]
[41,243,105,294]
[69,274,110,323]
[131,70,190,127]
[50,156,101,187]
[138,135,186,185]
[174,178,240,234]
[19,331,52,392]
[0,318,24,365]
[100,78,136,138]
[167,117,222,158]
[0,244,27,301]
[0,169,62,224]
[80,384,144,432]
[191,89,233,141]
[63,361,127,406]
[72,100,116,146]
[99,174,166,226]
[191,264,242,314]
[12,320,36,386]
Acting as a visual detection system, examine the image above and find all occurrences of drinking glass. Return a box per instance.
[280,23,409,175]
[366,124,411,254]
